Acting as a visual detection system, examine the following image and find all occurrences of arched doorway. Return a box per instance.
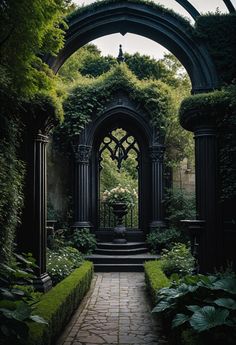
[20,0,224,289]
[71,98,165,242]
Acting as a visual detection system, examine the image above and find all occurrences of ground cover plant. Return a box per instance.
[47,246,84,286]
[152,270,236,345]
[0,253,47,345]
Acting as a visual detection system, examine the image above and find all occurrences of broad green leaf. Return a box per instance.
[212,278,236,294]
[214,298,236,310]
[190,306,229,332]
[172,313,189,328]
[30,315,48,324]
[186,305,201,313]
[152,300,174,313]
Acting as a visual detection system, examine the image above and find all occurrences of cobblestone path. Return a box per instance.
[56,272,167,345]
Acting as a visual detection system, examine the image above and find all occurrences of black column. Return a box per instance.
[19,132,52,292]
[72,144,92,229]
[194,127,218,272]
[149,145,165,229]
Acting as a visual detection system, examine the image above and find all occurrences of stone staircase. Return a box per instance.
[86,242,160,272]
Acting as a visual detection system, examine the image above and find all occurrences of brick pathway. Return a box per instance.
[56,272,167,345]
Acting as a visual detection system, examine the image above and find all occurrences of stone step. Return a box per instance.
[97,242,147,250]
[95,247,148,255]
[86,254,159,265]
[93,264,144,272]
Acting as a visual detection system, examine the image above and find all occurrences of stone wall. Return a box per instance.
[47,139,72,221]
[172,158,195,193]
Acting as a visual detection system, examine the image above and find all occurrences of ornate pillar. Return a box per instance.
[19,132,52,292]
[194,126,218,272]
[18,109,56,292]
[180,107,219,273]
[149,144,165,229]
[72,144,92,228]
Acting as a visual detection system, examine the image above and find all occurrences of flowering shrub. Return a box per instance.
[160,243,195,277]
[47,246,84,285]
[102,184,138,208]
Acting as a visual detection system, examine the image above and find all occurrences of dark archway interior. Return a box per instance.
[89,108,152,240]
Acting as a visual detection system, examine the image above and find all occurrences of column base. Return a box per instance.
[71,221,92,229]
[33,273,52,292]
[149,220,165,231]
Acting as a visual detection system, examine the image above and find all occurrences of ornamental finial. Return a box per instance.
[117,44,125,63]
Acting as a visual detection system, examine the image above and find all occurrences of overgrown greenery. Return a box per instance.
[0,253,47,345]
[0,115,25,263]
[0,0,69,265]
[69,229,97,254]
[194,13,236,85]
[47,246,84,286]
[152,270,236,345]
[160,243,195,278]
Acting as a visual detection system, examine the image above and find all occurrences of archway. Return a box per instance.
[46,1,219,93]
[70,97,166,242]
[20,0,224,290]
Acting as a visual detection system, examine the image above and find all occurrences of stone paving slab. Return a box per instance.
[56,273,167,345]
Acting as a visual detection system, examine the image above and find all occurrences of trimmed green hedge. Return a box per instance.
[28,261,93,345]
[144,260,170,305]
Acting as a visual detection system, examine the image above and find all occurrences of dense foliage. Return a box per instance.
[194,13,236,85]
[69,229,97,254]
[0,253,47,345]
[160,243,195,278]
[153,271,236,345]
[0,115,25,263]
[47,246,84,286]
[0,0,68,265]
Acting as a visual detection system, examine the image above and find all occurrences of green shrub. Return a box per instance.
[164,188,196,230]
[160,243,195,278]
[146,227,182,253]
[28,261,93,345]
[47,246,84,285]
[144,260,170,305]
[0,253,47,345]
[152,271,236,345]
[70,228,97,254]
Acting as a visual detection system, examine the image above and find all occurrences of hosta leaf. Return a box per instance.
[30,315,48,324]
[212,278,236,294]
[214,298,236,310]
[172,313,190,328]
[152,300,174,313]
[190,306,229,332]
[186,305,201,313]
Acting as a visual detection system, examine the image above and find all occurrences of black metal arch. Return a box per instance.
[46,1,219,93]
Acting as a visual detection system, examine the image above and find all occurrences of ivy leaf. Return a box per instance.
[189,306,229,332]
[214,298,236,310]
[172,313,190,328]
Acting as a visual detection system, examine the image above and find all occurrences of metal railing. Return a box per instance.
[99,202,138,230]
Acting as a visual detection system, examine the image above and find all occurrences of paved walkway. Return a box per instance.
[56,273,167,345]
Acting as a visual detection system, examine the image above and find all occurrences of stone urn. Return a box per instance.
[111,202,128,243]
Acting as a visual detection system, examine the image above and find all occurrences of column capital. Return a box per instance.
[35,133,49,143]
[149,145,165,163]
[72,144,92,164]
